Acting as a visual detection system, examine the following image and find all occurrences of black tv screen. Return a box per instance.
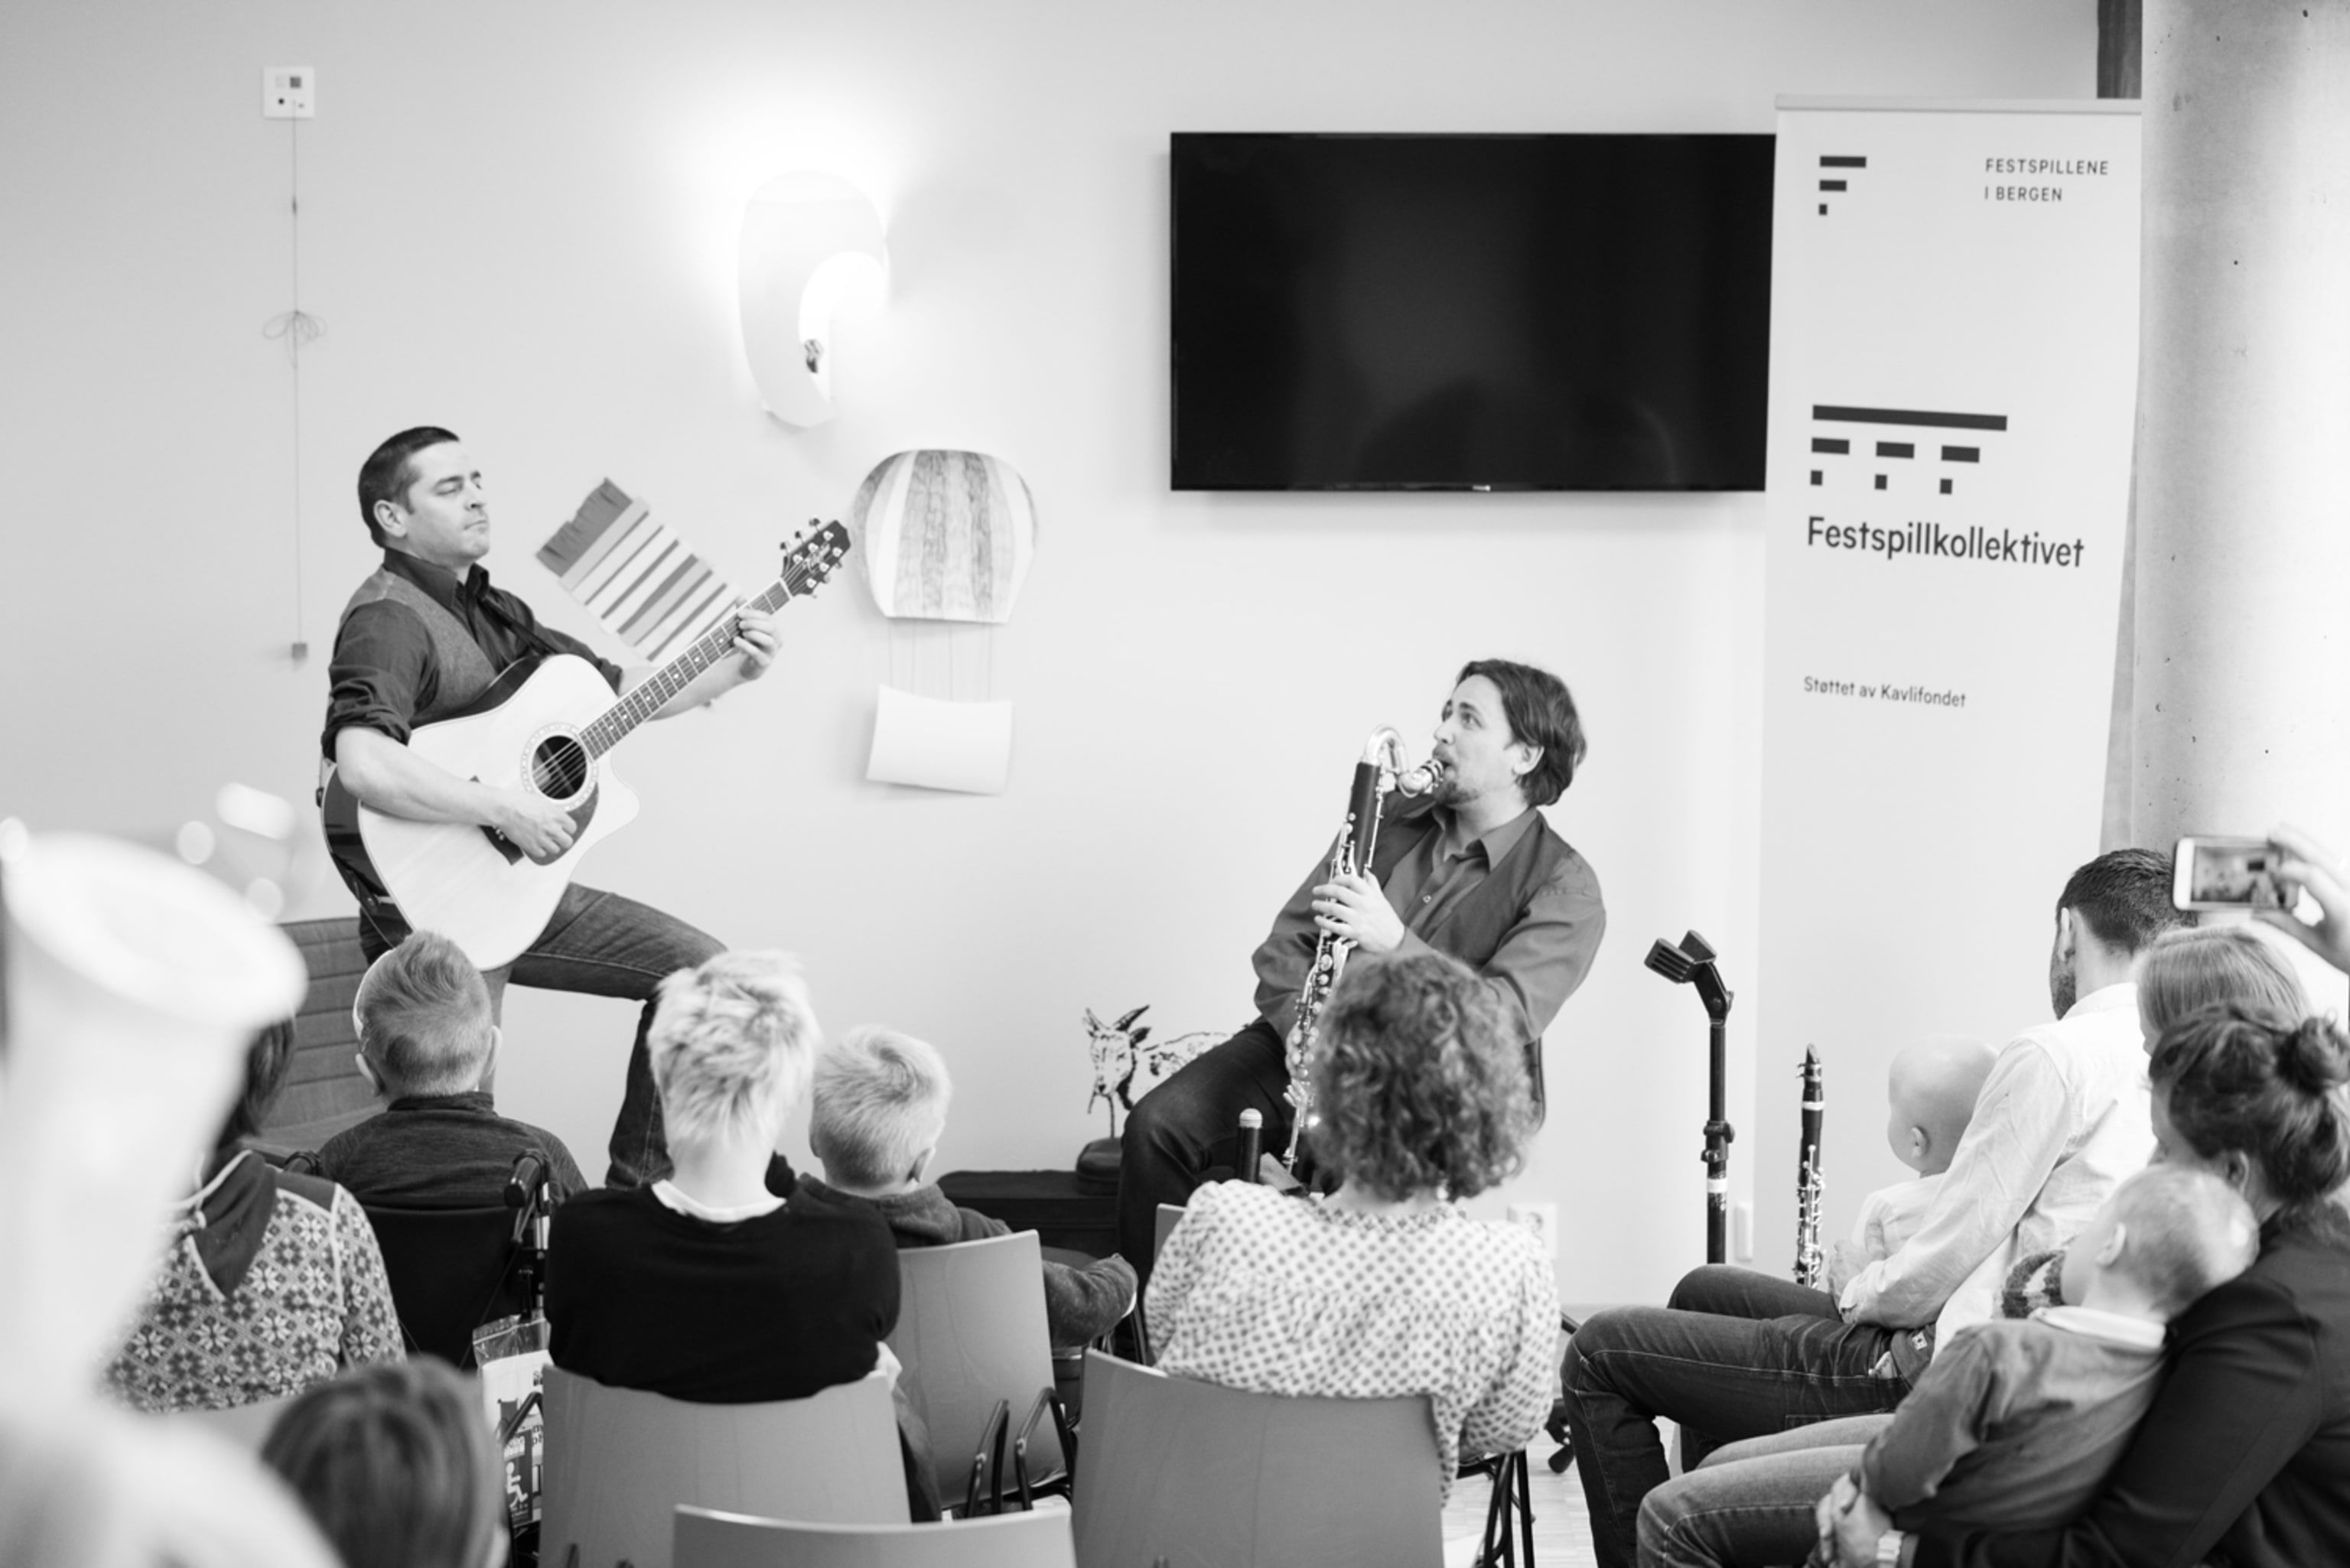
[1171,133,1775,492]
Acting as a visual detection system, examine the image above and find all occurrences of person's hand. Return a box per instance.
[1829,1478,1895,1567]
[1825,1239,1871,1300]
[489,789,577,860]
[730,609,780,683]
[1313,870,1405,954]
[2260,823,2350,978]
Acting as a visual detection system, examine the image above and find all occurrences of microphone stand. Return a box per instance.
[1645,930,1735,1264]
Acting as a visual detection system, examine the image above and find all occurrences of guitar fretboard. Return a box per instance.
[576,579,796,760]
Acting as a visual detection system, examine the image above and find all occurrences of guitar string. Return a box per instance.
[577,538,841,755]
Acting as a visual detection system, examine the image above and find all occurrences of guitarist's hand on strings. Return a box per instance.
[490,789,578,860]
[729,610,780,685]
[1313,872,1405,955]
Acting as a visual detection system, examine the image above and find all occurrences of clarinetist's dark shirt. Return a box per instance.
[1251,800,1605,1051]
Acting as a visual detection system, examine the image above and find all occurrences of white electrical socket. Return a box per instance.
[262,66,316,119]
[1505,1201,1559,1259]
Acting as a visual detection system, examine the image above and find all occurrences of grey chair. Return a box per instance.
[1071,1349,1443,1568]
[886,1230,1069,1511]
[673,1505,1075,1568]
[540,1367,906,1568]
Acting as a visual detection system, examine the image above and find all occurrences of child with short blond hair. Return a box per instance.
[793,1026,1137,1349]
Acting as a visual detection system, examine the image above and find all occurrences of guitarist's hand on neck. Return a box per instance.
[639,607,781,720]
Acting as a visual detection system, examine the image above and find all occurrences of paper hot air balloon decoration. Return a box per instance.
[849,450,1037,623]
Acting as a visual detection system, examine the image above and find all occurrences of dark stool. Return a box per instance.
[936,1169,1117,1259]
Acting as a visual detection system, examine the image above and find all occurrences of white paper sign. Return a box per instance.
[866,685,1015,795]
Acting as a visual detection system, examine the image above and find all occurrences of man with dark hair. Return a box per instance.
[1560,847,2189,1568]
[1116,658,1606,1284]
[322,427,778,1187]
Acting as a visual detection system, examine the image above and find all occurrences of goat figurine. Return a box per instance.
[1083,1005,1220,1136]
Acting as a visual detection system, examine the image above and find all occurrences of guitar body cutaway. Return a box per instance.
[334,656,642,969]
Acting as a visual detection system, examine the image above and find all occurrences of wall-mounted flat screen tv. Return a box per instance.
[1171,132,1775,492]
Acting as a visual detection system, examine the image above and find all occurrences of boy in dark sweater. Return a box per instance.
[313,931,586,1207]
[1808,1163,2259,1562]
[793,1026,1136,1350]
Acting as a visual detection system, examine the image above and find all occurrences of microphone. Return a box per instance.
[1235,1108,1264,1185]
[506,1150,548,1209]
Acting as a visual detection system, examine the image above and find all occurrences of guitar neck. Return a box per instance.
[577,576,793,759]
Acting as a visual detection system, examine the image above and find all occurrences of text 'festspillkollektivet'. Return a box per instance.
[1806,518,2085,568]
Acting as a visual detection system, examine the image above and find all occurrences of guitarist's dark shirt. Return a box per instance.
[321,550,624,760]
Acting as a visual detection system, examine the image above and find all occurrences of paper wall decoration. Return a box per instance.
[536,480,741,665]
[850,450,1037,623]
[739,171,887,428]
[865,685,1014,795]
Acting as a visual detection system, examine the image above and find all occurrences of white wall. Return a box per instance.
[0,0,2094,1306]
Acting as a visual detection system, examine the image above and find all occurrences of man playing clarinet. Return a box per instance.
[1118,658,1606,1288]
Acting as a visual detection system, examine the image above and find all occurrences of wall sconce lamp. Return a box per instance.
[738,171,887,428]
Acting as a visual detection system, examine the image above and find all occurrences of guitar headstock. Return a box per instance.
[780,520,851,594]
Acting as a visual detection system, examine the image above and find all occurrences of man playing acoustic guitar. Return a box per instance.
[322,425,778,1188]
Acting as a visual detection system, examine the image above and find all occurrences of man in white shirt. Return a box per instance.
[1559,849,2183,1568]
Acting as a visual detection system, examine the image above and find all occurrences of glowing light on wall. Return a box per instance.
[737,171,887,428]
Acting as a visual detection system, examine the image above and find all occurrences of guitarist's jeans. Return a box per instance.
[360,881,722,1189]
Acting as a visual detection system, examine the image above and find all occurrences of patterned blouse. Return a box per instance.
[1147,1181,1561,1503]
[105,1152,404,1413]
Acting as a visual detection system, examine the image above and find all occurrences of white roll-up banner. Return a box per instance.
[1753,99,2142,1274]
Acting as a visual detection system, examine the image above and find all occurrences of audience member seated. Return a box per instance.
[791,1025,1138,1350]
[308,931,586,1208]
[260,1359,506,1568]
[2000,921,2309,1314]
[1816,994,2350,1568]
[1561,848,2183,1568]
[1818,1035,1996,1299]
[104,1023,404,1413]
[1638,1163,2259,1567]
[545,952,898,1399]
[1146,949,1560,1505]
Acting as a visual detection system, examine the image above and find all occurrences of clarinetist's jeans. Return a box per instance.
[1118,1018,1294,1295]
[1561,1266,1913,1568]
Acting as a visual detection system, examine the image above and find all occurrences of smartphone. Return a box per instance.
[2173,836,2291,912]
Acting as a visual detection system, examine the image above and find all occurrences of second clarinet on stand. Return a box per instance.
[1794,1046,1825,1289]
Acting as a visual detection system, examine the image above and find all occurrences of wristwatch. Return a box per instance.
[1876,1530,1907,1567]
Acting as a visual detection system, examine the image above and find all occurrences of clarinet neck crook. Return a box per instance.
[1362,725,1438,799]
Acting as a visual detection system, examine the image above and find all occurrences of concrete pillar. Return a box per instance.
[2128,1,2350,854]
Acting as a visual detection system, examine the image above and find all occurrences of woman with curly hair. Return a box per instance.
[1146,948,1561,1503]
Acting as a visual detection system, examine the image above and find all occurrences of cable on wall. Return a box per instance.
[262,116,324,665]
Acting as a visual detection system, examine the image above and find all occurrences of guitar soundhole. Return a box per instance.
[531,734,591,802]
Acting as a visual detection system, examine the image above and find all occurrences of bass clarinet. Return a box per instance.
[1283,727,1437,1165]
[1794,1046,1825,1288]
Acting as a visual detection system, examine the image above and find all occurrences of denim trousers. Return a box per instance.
[361,881,721,1189]
[1561,1265,1912,1568]
[1636,1416,1892,1568]
[1116,1018,1293,1290]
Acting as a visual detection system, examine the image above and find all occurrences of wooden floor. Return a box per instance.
[1440,1441,1601,1568]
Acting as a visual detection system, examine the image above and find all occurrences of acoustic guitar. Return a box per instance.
[322,523,849,968]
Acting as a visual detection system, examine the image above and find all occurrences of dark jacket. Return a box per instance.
[312,1091,587,1209]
